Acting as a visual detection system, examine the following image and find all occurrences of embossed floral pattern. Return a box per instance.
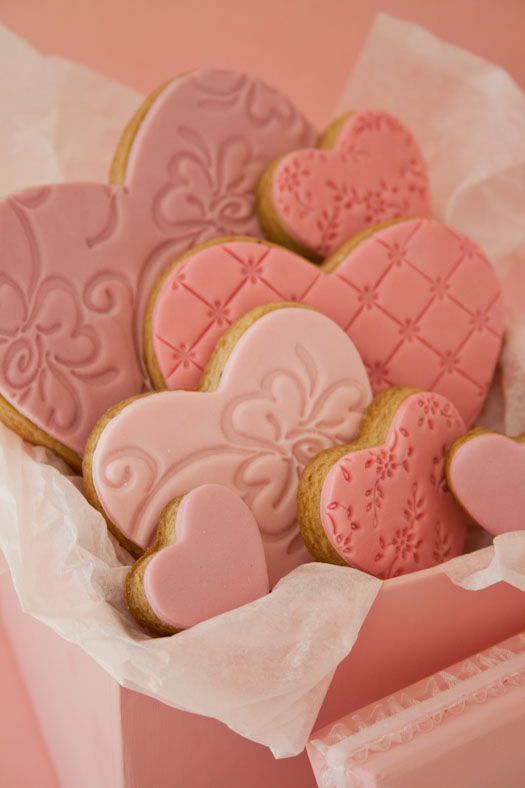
[272,110,429,258]
[0,70,315,456]
[92,308,372,585]
[321,392,468,578]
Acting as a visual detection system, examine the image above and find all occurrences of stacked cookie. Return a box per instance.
[0,70,509,636]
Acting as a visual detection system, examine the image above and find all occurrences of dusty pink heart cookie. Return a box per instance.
[298,388,468,579]
[147,219,503,427]
[446,431,525,536]
[256,110,429,261]
[85,305,372,586]
[126,484,269,634]
[0,69,315,466]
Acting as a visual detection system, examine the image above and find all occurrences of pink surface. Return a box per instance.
[320,392,467,577]
[143,484,269,629]
[0,70,314,457]
[92,307,372,585]
[309,632,525,787]
[270,111,429,259]
[448,432,525,536]
[1,1,524,128]
[0,622,58,788]
[3,561,525,787]
[151,221,503,425]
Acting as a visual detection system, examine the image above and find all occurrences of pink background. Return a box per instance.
[0,1,524,786]
[1,0,524,126]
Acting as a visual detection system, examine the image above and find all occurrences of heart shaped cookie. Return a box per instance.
[84,304,372,586]
[256,110,429,261]
[0,70,315,467]
[126,484,269,635]
[446,430,525,536]
[146,219,503,427]
[298,387,468,578]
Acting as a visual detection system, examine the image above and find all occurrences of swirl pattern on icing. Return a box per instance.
[0,70,316,456]
[91,307,372,585]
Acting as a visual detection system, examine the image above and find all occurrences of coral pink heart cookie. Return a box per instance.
[298,387,468,579]
[84,304,372,586]
[256,110,429,261]
[0,70,315,467]
[146,219,503,427]
[126,484,269,635]
[446,431,525,536]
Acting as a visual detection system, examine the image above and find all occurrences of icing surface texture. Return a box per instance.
[144,484,269,629]
[92,307,372,586]
[0,70,315,454]
[272,111,429,257]
[448,433,525,536]
[152,220,503,426]
[320,392,468,578]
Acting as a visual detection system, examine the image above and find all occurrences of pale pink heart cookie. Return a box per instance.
[147,219,504,427]
[84,305,372,586]
[446,431,525,536]
[298,388,468,579]
[256,110,429,261]
[126,484,269,635]
[0,69,315,466]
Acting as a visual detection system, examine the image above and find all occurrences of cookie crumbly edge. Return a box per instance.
[0,391,81,470]
[109,80,172,184]
[297,386,420,565]
[125,496,184,636]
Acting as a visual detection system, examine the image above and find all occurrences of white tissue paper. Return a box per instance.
[0,15,525,759]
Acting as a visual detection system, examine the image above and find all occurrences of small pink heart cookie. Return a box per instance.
[126,484,269,635]
[446,431,525,536]
[147,219,503,427]
[256,110,429,261]
[84,304,372,586]
[0,69,315,467]
[298,387,468,579]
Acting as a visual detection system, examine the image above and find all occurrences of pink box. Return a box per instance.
[308,632,525,787]
[2,559,525,787]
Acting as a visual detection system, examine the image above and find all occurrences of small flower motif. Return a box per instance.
[440,351,460,375]
[470,309,490,331]
[386,242,407,267]
[207,300,230,326]
[170,343,196,369]
[362,189,387,222]
[277,159,309,193]
[398,318,420,342]
[357,284,379,309]
[417,394,441,429]
[429,276,450,300]
[390,526,423,561]
[240,255,265,283]
[367,360,390,388]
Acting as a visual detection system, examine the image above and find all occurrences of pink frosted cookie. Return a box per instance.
[0,70,315,467]
[446,430,525,536]
[126,484,269,635]
[256,110,429,261]
[146,219,503,427]
[84,304,372,586]
[298,387,468,579]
